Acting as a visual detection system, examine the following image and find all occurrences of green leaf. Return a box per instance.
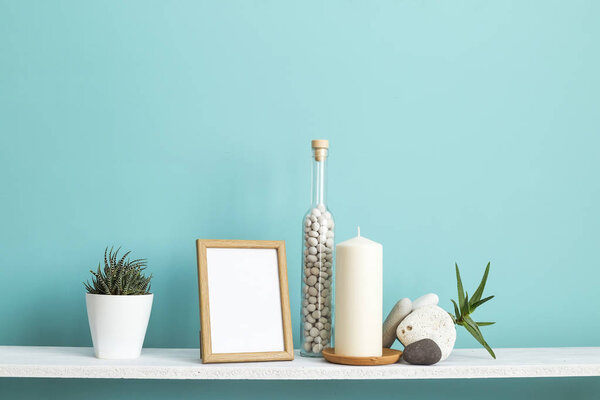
[455,263,465,309]
[470,262,490,305]
[84,247,151,295]
[462,315,496,359]
[471,295,495,311]
[451,299,461,319]
[462,292,470,315]
[476,322,496,326]
[448,313,456,324]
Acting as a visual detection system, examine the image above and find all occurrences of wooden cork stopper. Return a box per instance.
[312,139,329,161]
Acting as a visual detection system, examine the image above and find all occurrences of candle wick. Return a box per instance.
[357,226,360,237]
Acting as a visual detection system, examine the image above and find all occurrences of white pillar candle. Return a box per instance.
[334,227,383,357]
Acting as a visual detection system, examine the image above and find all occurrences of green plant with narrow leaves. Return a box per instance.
[84,247,152,295]
[449,262,496,359]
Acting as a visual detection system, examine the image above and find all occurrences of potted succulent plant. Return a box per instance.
[84,247,153,359]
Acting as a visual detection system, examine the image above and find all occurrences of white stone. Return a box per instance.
[311,208,321,217]
[397,305,456,361]
[412,293,439,311]
[382,298,412,348]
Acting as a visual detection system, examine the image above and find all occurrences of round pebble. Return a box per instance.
[301,205,335,355]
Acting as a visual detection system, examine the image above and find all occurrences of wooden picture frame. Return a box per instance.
[196,239,294,363]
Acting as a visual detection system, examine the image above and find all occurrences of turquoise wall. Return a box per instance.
[1,0,599,398]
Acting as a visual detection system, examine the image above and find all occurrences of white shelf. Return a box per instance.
[0,346,599,380]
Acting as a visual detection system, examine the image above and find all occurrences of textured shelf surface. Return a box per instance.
[0,346,599,380]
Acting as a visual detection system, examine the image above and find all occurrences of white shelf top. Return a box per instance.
[0,346,599,380]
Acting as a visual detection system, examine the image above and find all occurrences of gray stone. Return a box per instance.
[382,298,412,348]
[402,339,442,365]
[411,293,439,311]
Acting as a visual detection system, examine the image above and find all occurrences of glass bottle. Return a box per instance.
[300,139,335,357]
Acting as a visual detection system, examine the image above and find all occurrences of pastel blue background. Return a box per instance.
[1,1,599,398]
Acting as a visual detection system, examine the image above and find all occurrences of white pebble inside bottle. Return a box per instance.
[300,206,334,356]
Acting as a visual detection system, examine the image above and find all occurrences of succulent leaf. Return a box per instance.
[470,262,490,305]
[450,262,496,359]
[84,247,152,295]
[471,295,494,311]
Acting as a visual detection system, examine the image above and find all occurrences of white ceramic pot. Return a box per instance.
[86,293,153,359]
